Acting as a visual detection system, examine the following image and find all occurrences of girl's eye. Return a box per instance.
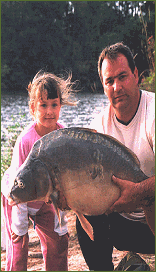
[41,104,47,108]
[52,103,58,108]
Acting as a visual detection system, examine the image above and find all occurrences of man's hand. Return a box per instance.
[106,175,141,214]
[106,175,155,235]
[11,230,28,248]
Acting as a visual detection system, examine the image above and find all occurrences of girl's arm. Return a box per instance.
[11,204,29,235]
[11,203,29,247]
[3,133,31,243]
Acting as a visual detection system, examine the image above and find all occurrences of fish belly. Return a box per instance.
[60,170,120,215]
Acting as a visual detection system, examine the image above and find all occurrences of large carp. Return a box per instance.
[8,127,148,240]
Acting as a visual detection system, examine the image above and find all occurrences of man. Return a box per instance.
[76,42,155,271]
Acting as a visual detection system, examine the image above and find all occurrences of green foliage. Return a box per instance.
[1,64,10,77]
[1,144,12,178]
[140,71,155,93]
[1,1,155,93]
[138,35,155,93]
[1,113,25,178]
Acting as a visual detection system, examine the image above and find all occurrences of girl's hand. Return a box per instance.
[11,230,28,248]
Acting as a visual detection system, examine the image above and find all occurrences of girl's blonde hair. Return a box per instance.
[27,70,77,116]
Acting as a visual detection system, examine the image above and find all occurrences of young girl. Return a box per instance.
[2,71,76,271]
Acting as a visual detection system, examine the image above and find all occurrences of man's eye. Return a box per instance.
[106,79,114,86]
[119,74,126,81]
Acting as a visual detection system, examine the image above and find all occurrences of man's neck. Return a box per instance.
[115,90,142,126]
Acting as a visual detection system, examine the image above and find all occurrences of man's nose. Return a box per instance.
[113,79,121,92]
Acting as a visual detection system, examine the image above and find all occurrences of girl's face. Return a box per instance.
[32,91,61,136]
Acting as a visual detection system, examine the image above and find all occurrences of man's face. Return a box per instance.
[101,53,139,114]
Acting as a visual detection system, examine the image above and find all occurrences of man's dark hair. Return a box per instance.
[98,42,136,83]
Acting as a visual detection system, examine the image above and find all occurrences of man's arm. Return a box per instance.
[106,175,155,235]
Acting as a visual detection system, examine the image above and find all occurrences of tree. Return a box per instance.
[1,1,155,93]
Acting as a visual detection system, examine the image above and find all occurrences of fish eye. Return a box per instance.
[18,181,25,188]
[14,179,18,186]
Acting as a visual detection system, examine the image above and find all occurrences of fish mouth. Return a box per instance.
[7,194,20,206]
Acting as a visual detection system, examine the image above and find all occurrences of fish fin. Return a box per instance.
[75,211,94,241]
[103,134,141,166]
[55,206,62,230]
[16,204,21,212]
[49,192,62,230]
[57,210,62,232]
[80,127,97,133]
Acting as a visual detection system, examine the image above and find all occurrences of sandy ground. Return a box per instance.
[1,211,155,271]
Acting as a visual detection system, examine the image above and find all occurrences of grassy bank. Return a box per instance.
[1,114,25,178]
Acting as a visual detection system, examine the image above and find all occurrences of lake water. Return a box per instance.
[1,92,109,149]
